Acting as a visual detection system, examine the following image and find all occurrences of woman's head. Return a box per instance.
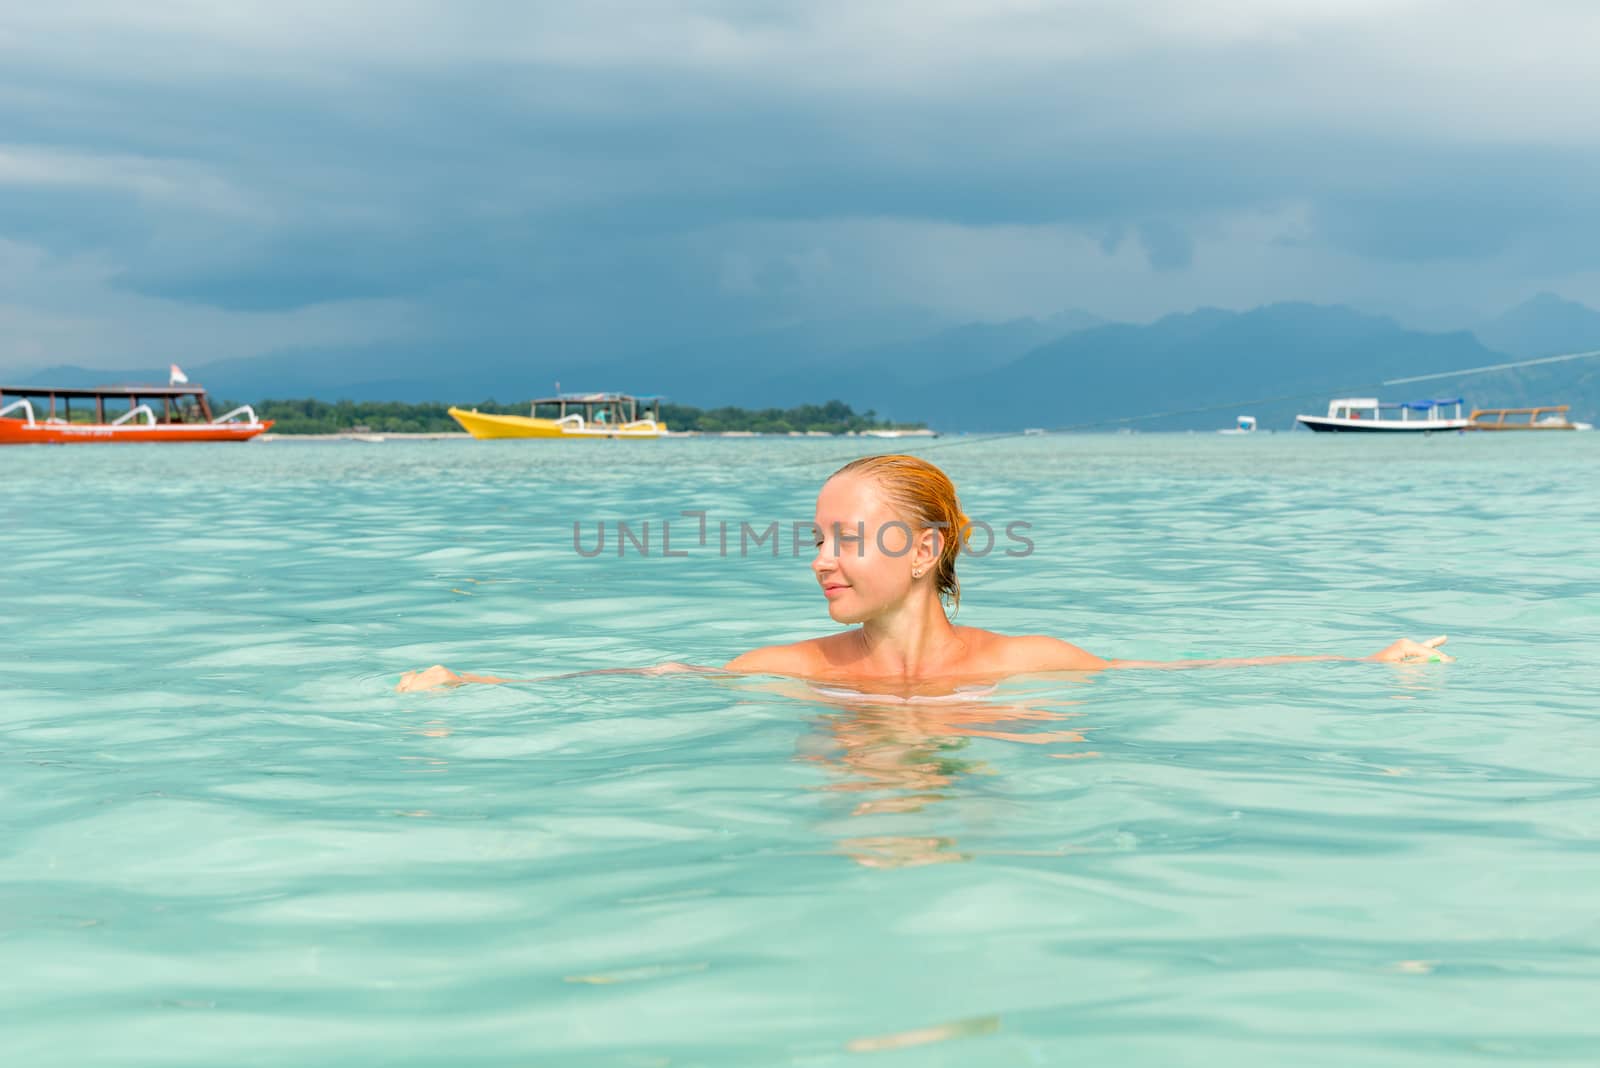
[812,454,970,623]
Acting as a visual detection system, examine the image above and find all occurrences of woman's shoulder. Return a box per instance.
[722,636,835,675]
[964,628,1109,672]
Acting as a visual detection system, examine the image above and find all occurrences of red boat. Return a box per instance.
[0,383,272,445]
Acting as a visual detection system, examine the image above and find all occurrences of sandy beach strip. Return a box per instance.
[257,432,470,441]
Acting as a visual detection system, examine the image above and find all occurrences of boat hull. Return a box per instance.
[1296,415,1471,434]
[0,417,273,445]
[447,407,668,440]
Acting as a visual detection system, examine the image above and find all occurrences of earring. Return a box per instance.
[912,568,923,578]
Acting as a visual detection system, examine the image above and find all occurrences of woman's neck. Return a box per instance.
[854,600,965,678]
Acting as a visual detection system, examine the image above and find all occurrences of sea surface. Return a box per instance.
[4,433,1599,1066]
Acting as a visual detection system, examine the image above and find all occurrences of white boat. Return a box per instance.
[1218,415,1257,435]
[860,427,938,439]
[1297,397,1471,434]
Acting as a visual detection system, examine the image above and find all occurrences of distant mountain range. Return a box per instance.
[885,300,1600,431]
[10,296,1599,431]
[1475,292,1600,358]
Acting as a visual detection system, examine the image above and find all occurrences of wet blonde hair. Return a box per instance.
[830,454,971,615]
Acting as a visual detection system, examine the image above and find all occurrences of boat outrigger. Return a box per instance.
[0,384,272,445]
[1296,397,1471,434]
[448,393,669,440]
[1467,405,1592,431]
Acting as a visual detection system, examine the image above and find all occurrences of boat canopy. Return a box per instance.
[528,392,666,405]
[1,383,216,423]
[0,383,209,399]
[1322,395,1467,421]
[526,392,665,424]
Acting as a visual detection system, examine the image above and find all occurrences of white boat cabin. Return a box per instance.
[1325,397,1464,423]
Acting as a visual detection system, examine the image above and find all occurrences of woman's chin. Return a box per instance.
[826,602,864,625]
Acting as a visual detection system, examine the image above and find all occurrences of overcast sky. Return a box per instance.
[3,0,1598,372]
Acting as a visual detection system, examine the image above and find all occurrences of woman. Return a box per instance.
[398,454,1449,694]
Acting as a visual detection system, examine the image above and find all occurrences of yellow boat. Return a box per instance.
[448,392,669,440]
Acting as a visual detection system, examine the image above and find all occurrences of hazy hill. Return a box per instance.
[1476,293,1600,358]
[738,309,1108,410]
[891,303,1547,431]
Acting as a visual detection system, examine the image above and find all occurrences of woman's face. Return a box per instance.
[813,474,924,624]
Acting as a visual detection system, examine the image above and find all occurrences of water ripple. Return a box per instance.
[4,436,1599,1066]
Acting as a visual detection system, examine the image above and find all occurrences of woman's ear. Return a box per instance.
[917,526,942,572]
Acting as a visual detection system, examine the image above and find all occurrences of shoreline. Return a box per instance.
[258,429,940,441]
[258,432,470,441]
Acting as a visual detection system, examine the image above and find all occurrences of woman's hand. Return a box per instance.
[1366,635,1453,663]
[639,661,719,676]
[396,664,468,692]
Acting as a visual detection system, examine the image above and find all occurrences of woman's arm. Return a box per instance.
[395,661,721,692]
[397,635,1452,692]
[1106,635,1452,670]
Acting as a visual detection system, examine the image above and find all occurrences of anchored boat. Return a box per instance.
[0,383,271,445]
[448,392,668,440]
[1296,397,1471,434]
[860,428,938,439]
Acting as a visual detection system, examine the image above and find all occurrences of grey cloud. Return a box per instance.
[1138,221,1193,272]
[2,1,1599,367]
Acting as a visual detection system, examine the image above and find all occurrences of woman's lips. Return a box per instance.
[822,584,850,598]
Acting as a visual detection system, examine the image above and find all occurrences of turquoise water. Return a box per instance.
[5,434,1599,1066]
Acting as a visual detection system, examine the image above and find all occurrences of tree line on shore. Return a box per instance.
[235,398,926,435]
